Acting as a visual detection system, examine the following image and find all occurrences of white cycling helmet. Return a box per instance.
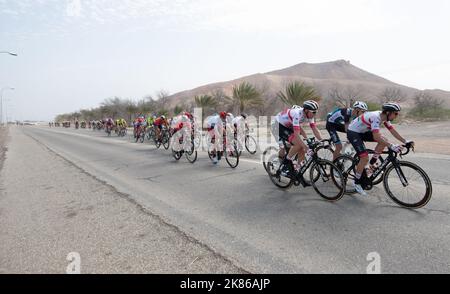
[292,105,302,109]
[303,100,319,111]
[382,102,401,112]
[353,101,368,111]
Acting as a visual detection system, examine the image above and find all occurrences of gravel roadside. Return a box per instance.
[0,126,247,274]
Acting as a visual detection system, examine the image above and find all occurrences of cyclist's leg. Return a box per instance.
[271,122,287,158]
[327,122,343,160]
[347,130,371,194]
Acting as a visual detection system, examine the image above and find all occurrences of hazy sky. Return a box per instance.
[1,0,450,121]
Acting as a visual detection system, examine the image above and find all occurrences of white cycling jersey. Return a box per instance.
[206,115,222,129]
[275,107,316,131]
[232,116,246,126]
[348,111,394,134]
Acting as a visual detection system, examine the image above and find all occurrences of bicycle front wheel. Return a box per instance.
[383,161,432,209]
[310,159,345,202]
[225,141,239,168]
[245,135,257,154]
[163,132,170,150]
[333,155,357,195]
[185,143,198,164]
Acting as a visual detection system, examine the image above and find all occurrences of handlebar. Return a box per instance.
[399,142,414,157]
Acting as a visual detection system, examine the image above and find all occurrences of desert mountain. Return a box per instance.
[165,60,450,114]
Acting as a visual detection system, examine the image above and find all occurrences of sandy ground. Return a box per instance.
[393,121,450,155]
[0,126,246,274]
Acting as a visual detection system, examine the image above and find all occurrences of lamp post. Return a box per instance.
[1,87,15,125]
[0,51,18,56]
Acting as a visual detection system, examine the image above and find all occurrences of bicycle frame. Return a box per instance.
[279,139,325,187]
[347,148,410,189]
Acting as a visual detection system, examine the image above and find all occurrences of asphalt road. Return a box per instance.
[5,125,450,273]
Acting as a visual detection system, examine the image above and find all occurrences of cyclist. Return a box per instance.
[146,115,154,133]
[271,100,323,176]
[117,118,127,133]
[207,111,233,164]
[105,118,114,133]
[232,113,249,133]
[347,102,414,196]
[170,112,194,149]
[153,115,169,142]
[133,115,146,139]
[326,101,368,160]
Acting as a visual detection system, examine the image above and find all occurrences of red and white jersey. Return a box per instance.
[172,114,191,130]
[275,107,316,131]
[348,111,394,134]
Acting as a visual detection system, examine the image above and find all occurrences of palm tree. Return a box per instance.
[173,105,183,115]
[230,82,263,114]
[277,81,321,107]
[194,95,218,116]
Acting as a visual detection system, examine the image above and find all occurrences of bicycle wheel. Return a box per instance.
[333,155,357,194]
[383,161,432,209]
[172,149,182,161]
[268,163,294,189]
[310,159,345,201]
[163,131,170,150]
[135,131,140,142]
[316,145,334,161]
[262,146,280,173]
[245,135,257,154]
[185,143,198,164]
[154,136,161,149]
[225,141,239,168]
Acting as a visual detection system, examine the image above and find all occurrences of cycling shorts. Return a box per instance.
[326,121,346,145]
[347,130,376,157]
[271,122,294,144]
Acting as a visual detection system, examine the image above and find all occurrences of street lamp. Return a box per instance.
[1,87,15,125]
[0,51,18,56]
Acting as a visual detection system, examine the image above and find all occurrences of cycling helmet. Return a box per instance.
[241,113,248,119]
[353,101,368,111]
[303,100,319,111]
[382,102,401,112]
[184,111,193,119]
[292,105,302,109]
[161,115,166,120]
[219,111,228,119]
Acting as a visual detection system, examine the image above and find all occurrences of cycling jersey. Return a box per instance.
[207,115,222,130]
[275,107,316,132]
[327,108,352,125]
[172,115,191,132]
[348,111,394,134]
[232,116,246,127]
[154,117,167,126]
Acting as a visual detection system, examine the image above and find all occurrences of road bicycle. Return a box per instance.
[172,130,197,163]
[333,143,432,209]
[206,126,240,168]
[265,137,346,202]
